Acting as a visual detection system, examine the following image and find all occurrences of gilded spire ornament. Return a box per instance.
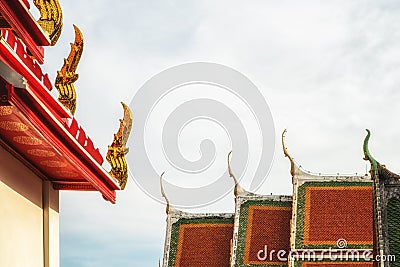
[160,172,170,214]
[34,0,63,45]
[54,25,83,115]
[106,102,132,189]
[227,151,247,197]
[282,129,295,177]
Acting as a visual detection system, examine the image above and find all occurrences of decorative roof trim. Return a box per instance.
[34,0,63,45]
[363,129,400,180]
[0,0,50,63]
[363,129,378,175]
[282,129,370,184]
[227,151,248,197]
[161,211,234,267]
[231,195,292,266]
[363,129,400,264]
[160,172,170,215]
[55,25,83,115]
[160,172,181,215]
[106,102,132,189]
[282,129,296,177]
[0,67,119,203]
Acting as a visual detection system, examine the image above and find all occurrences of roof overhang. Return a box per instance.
[0,27,119,203]
[0,0,50,63]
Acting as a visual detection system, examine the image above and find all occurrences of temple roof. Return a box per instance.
[0,0,50,63]
[231,194,292,267]
[282,129,374,264]
[0,1,123,203]
[363,129,400,264]
[160,130,396,266]
[363,129,400,182]
[162,210,234,267]
[293,181,373,250]
[282,129,371,184]
[227,151,292,266]
[160,173,234,267]
[0,74,120,202]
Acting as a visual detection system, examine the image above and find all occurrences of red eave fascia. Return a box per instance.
[0,0,50,63]
[0,30,120,203]
[0,37,69,121]
[9,86,120,203]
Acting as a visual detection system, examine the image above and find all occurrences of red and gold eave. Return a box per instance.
[0,1,120,203]
[0,0,49,63]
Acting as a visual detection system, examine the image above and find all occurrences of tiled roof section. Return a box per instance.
[378,164,400,181]
[295,182,373,249]
[176,223,233,266]
[232,196,292,267]
[387,198,400,266]
[166,214,234,267]
[245,206,291,264]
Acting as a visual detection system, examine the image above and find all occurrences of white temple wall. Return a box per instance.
[0,145,59,267]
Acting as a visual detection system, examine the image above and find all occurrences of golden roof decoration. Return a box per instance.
[106,102,133,189]
[227,151,247,197]
[282,129,295,177]
[159,172,170,214]
[54,25,83,115]
[34,0,63,45]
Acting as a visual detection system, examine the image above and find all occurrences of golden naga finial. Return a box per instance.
[282,129,295,177]
[54,25,83,115]
[227,151,246,197]
[106,102,133,189]
[160,172,170,214]
[34,0,63,45]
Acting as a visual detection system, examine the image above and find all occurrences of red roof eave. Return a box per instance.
[11,88,120,203]
[0,0,50,63]
[0,30,120,203]
[7,84,120,203]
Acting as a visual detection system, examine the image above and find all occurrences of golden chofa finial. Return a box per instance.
[227,151,246,197]
[106,102,133,189]
[34,0,63,45]
[282,129,295,177]
[160,172,170,214]
[54,25,83,115]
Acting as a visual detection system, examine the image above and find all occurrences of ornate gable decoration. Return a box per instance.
[363,129,400,266]
[282,130,374,266]
[54,25,83,115]
[160,173,234,267]
[228,152,292,267]
[33,0,63,45]
[106,102,132,190]
[0,0,130,203]
[232,194,292,267]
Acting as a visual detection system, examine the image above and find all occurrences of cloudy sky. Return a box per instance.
[32,0,400,266]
